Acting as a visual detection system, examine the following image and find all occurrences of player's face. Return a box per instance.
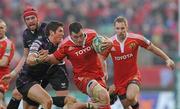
[114,22,128,38]
[71,29,85,46]
[24,15,38,31]
[0,22,7,39]
[53,26,64,44]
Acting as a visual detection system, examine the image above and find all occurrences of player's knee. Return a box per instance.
[64,96,77,104]
[12,89,22,100]
[99,88,110,105]
[87,80,110,105]
[126,93,136,103]
[42,96,53,108]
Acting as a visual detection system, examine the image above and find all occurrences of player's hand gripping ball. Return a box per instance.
[92,35,107,53]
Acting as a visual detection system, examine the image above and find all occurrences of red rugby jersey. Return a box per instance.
[0,37,15,75]
[54,29,104,78]
[107,33,151,86]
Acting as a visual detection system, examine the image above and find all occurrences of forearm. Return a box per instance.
[0,56,8,67]
[13,56,26,73]
[13,48,29,74]
[98,54,108,76]
[147,44,171,61]
[46,54,60,64]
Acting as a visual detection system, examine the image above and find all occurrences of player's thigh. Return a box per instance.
[27,84,51,104]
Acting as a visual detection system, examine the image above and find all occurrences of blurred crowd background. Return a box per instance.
[0,0,178,109]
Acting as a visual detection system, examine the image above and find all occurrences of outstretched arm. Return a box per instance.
[45,54,61,64]
[147,43,175,70]
[1,48,28,83]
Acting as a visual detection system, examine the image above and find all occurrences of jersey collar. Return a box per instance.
[0,36,7,41]
[69,33,87,47]
[115,32,128,44]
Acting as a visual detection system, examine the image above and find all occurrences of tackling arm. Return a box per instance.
[45,54,61,64]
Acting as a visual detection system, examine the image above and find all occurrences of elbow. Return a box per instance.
[0,57,9,67]
[0,62,8,67]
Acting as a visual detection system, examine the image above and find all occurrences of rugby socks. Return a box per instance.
[7,97,21,109]
[52,96,66,107]
[109,93,118,105]
[131,102,139,109]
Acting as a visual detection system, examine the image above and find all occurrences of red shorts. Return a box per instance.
[74,76,106,94]
[114,75,141,96]
[0,69,10,93]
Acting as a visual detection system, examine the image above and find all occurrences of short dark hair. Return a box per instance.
[69,22,83,35]
[45,21,64,36]
[113,16,128,26]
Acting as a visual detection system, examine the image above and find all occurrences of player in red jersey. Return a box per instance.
[103,16,175,109]
[41,22,112,109]
[0,19,15,108]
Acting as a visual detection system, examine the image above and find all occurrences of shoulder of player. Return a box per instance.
[83,28,97,41]
[40,22,47,27]
[39,22,47,31]
[59,36,71,47]
[83,28,97,35]
[2,37,13,44]
[1,37,14,50]
[127,32,146,41]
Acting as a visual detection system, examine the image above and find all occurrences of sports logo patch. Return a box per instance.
[129,42,136,49]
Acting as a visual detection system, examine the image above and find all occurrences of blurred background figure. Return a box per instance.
[0,0,178,109]
[0,19,15,109]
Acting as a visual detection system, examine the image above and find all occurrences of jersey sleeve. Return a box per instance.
[53,46,66,61]
[29,40,42,55]
[4,40,14,57]
[8,42,15,62]
[134,34,151,48]
[0,39,15,63]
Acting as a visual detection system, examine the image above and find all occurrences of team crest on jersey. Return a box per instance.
[0,44,2,48]
[129,42,136,49]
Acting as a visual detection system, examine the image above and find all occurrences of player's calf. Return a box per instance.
[7,88,22,109]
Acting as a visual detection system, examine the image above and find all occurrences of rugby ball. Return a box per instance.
[92,35,106,53]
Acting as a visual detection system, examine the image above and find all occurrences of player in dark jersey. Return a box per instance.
[2,7,69,109]
[17,21,89,109]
